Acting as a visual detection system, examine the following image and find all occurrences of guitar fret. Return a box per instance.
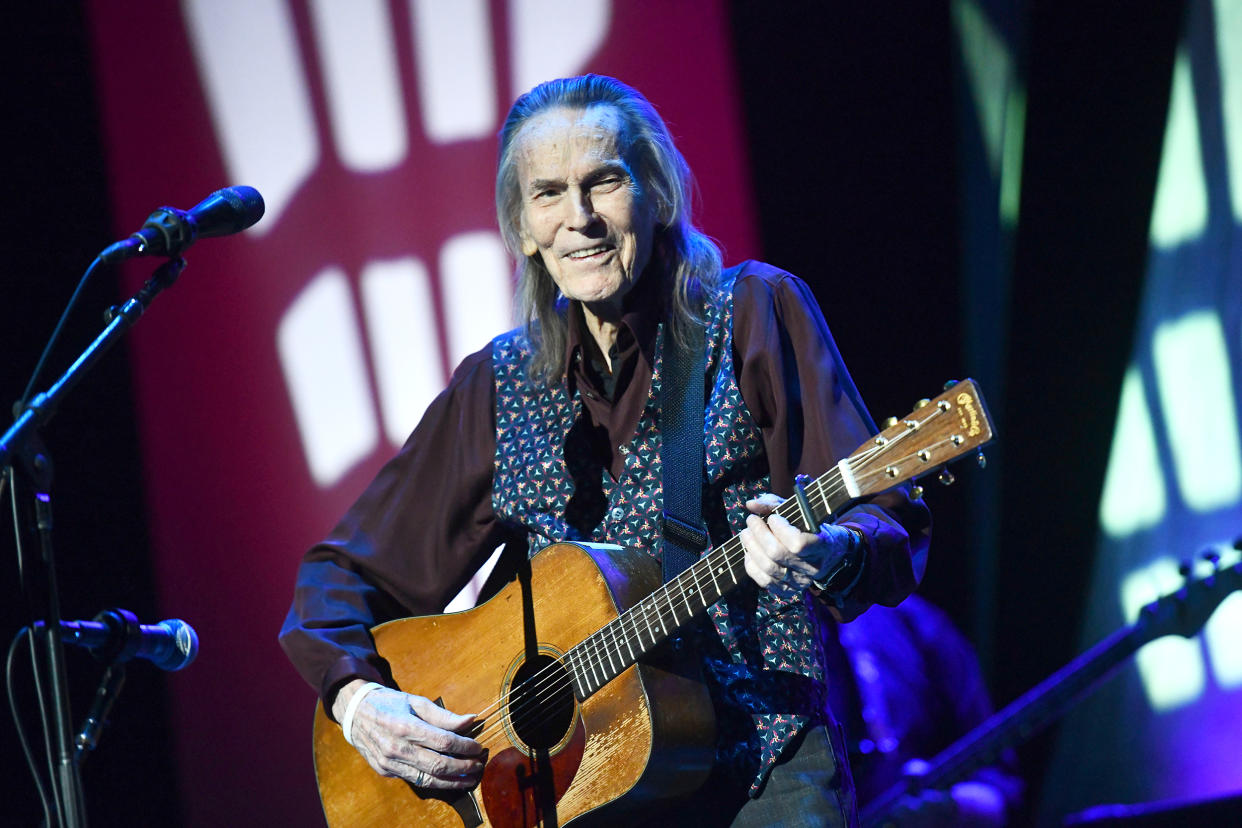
[812,478,830,519]
[605,627,620,675]
[618,615,630,665]
[597,628,612,684]
[586,637,602,691]
[666,584,682,627]
[616,617,629,656]
[643,599,657,647]
[567,650,586,699]
[681,571,696,617]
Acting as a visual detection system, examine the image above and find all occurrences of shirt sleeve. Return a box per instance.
[278,342,516,712]
[731,263,931,620]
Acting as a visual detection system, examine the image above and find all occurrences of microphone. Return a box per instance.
[99,185,265,264]
[53,608,199,672]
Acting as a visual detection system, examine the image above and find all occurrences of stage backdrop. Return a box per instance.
[1043,0,1242,819]
[84,1,757,824]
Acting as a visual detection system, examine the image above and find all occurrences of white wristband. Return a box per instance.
[340,682,383,746]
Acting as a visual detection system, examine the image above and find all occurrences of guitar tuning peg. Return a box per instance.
[915,398,931,409]
[882,416,898,429]
[976,450,987,469]
[1178,560,1193,578]
[943,379,959,390]
[910,484,924,501]
[937,468,955,486]
[1203,549,1221,566]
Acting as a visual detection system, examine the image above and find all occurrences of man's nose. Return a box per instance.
[564,187,595,229]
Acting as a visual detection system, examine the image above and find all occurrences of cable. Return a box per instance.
[7,627,55,828]
[9,471,65,828]
[17,255,105,412]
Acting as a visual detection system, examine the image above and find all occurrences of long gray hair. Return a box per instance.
[495,75,722,384]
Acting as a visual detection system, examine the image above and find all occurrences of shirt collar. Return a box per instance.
[562,267,664,377]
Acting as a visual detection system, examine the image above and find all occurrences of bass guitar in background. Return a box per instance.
[862,543,1242,828]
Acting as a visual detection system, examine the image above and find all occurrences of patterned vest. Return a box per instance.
[491,264,828,794]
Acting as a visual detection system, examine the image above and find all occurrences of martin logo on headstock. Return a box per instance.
[864,379,994,501]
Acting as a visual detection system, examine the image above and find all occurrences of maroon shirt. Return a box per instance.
[280,264,930,711]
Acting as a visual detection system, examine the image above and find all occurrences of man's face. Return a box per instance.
[515,105,656,315]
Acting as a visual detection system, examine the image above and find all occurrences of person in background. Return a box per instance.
[826,593,1024,826]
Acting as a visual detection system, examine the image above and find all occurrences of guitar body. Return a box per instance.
[313,542,716,827]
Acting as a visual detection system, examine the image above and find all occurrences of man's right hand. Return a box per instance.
[332,678,485,790]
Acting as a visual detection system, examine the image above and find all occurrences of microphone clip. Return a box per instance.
[86,608,144,665]
[131,206,198,258]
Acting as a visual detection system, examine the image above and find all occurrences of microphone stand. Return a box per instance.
[3,257,186,828]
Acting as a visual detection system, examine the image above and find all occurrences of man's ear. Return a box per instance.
[520,235,538,257]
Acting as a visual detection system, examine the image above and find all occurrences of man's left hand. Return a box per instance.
[739,494,856,592]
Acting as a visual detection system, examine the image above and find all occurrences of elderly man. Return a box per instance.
[280,74,929,826]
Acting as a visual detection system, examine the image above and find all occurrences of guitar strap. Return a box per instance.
[659,314,709,584]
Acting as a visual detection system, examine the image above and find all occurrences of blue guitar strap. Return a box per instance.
[659,317,709,584]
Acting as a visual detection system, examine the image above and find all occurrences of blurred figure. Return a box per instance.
[824,594,1023,827]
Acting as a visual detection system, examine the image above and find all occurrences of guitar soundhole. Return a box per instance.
[508,653,576,752]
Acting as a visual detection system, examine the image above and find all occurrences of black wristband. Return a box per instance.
[811,526,866,604]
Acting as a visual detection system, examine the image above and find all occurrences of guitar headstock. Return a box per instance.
[846,378,994,499]
[1136,555,1242,643]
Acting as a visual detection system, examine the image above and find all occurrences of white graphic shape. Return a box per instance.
[509,0,612,97]
[1204,590,1242,690]
[1149,49,1208,248]
[278,269,380,486]
[182,0,318,231]
[360,257,445,446]
[1122,557,1206,711]
[1099,367,1167,537]
[443,546,505,613]
[1215,0,1242,224]
[1152,310,1242,513]
[308,0,409,171]
[952,0,1012,176]
[440,232,513,368]
[410,0,498,143]
[1200,542,1242,689]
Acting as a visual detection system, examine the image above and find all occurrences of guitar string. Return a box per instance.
[460,404,961,747]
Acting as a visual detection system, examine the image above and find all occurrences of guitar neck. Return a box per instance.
[565,465,853,699]
[560,379,994,701]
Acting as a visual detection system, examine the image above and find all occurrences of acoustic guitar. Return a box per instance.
[313,379,994,827]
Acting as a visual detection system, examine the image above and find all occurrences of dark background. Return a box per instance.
[1,2,1181,825]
